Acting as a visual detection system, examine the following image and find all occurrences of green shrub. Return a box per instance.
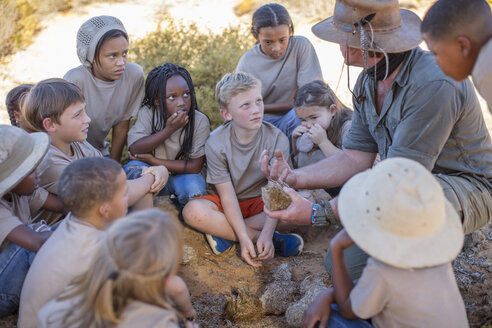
[130,17,254,130]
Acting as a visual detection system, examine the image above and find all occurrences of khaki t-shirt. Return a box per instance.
[36,141,101,224]
[472,38,492,115]
[64,63,144,154]
[128,106,210,160]
[38,299,179,328]
[236,36,323,118]
[350,257,469,328]
[18,214,104,328]
[205,121,290,200]
[0,188,48,248]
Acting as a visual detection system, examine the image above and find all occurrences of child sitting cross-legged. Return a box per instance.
[302,158,468,328]
[183,72,303,267]
[23,78,168,224]
[17,157,163,328]
[37,208,197,328]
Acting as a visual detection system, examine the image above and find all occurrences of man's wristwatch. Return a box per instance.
[311,200,338,227]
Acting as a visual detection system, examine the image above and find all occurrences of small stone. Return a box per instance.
[297,133,315,152]
[182,245,196,265]
[262,180,292,211]
[260,281,297,315]
[272,263,292,281]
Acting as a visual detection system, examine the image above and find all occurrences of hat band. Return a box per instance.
[332,18,402,33]
[0,136,35,184]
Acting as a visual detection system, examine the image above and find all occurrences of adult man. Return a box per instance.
[261,0,492,279]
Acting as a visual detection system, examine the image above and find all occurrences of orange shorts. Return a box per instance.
[198,194,264,219]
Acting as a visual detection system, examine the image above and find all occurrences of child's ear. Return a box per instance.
[456,36,472,58]
[220,108,232,121]
[328,104,337,115]
[42,118,56,132]
[13,111,21,124]
[98,202,110,219]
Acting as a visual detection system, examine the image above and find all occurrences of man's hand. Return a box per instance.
[260,149,297,187]
[141,165,169,193]
[264,187,314,226]
[239,237,262,267]
[302,289,333,328]
[129,152,158,166]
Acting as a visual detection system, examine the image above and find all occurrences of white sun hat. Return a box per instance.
[338,157,464,269]
[0,125,50,198]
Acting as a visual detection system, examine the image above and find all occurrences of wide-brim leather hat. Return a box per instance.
[312,0,422,53]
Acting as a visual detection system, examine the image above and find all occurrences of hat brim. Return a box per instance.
[338,170,464,269]
[0,132,50,198]
[312,9,422,53]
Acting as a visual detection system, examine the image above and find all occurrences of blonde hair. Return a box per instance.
[215,71,262,110]
[50,209,183,328]
[23,78,84,132]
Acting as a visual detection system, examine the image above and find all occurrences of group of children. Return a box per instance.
[1,0,490,326]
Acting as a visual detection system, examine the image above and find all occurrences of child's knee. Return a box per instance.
[182,200,201,225]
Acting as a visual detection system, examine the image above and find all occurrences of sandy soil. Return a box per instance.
[0,1,490,327]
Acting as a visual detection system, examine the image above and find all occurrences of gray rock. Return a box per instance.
[260,280,297,315]
[182,245,196,265]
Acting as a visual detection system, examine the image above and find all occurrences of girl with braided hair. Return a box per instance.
[5,84,35,132]
[37,208,197,328]
[125,63,210,207]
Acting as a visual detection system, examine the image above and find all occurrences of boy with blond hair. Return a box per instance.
[23,78,168,224]
[422,0,492,114]
[183,72,303,267]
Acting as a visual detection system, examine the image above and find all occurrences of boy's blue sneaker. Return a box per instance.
[205,234,235,255]
[273,232,304,257]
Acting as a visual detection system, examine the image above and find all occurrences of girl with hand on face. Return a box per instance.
[124,63,210,207]
[64,16,144,162]
[236,3,323,141]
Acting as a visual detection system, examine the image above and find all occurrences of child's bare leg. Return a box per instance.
[183,199,260,241]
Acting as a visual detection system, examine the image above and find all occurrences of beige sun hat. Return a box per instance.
[312,0,422,53]
[0,125,50,198]
[338,157,464,269]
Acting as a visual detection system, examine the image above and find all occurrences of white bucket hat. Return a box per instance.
[312,0,422,53]
[338,157,464,269]
[0,125,50,198]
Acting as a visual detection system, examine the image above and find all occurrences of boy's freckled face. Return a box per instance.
[296,105,334,130]
[223,86,264,131]
[93,35,129,82]
[423,33,470,81]
[256,24,290,60]
[11,171,39,196]
[165,75,191,116]
[106,170,129,221]
[55,101,91,143]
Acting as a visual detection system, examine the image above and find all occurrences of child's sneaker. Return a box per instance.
[273,232,304,257]
[205,234,235,255]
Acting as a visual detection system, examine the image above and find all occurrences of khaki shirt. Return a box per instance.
[351,257,468,328]
[128,106,210,160]
[205,121,290,200]
[344,47,492,189]
[64,63,144,154]
[236,36,323,118]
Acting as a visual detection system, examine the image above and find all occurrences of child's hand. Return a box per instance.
[256,233,275,261]
[166,111,189,132]
[302,289,333,328]
[129,152,157,165]
[308,123,329,146]
[141,165,169,193]
[292,124,309,139]
[239,237,262,267]
[330,228,354,251]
